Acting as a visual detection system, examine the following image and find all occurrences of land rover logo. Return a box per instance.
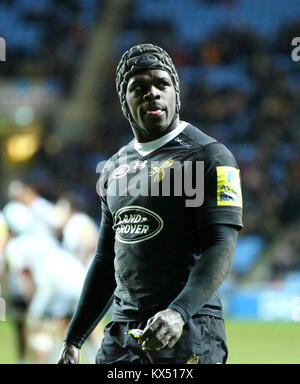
[112,164,129,179]
[113,206,164,243]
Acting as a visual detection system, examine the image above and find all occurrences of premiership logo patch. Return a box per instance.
[216,166,242,207]
[150,158,174,182]
[187,354,199,364]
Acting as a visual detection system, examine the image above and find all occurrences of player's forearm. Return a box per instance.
[64,253,116,348]
[168,225,238,323]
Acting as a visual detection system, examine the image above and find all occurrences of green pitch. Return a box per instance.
[226,319,300,364]
[1,319,300,364]
[0,320,17,364]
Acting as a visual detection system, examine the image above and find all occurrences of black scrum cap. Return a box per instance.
[116,43,180,127]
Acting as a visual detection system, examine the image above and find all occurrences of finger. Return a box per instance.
[157,343,171,351]
[139,319,163,343]
[64,353,76,364]
[65,349,79,364]
[157,338,176,351]
[156,334,173,350]
[167,337,178,349]
[146,316,154,326]
[154,326,169,343]
[58,354,73,364]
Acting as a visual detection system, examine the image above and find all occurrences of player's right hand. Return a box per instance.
[57,342,80,364]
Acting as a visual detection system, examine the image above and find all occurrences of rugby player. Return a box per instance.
[3,201,86,363]
[58,44,243,364]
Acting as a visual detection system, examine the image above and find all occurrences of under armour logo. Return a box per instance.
[133,160,147,170]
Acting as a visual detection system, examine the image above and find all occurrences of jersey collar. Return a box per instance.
[133,121,188,157]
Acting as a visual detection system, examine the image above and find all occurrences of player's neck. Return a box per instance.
[132,117,181,143]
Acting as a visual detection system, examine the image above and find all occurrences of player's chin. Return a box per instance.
[143,117,170,132]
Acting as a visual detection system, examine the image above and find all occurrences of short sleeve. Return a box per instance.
[196,142,243,230]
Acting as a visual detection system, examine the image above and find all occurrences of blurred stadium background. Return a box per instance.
[0,0,300,364]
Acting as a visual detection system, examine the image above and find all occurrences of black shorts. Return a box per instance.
[96,315,228,364]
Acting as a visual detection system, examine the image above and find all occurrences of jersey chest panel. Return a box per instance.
[104,144,202,246]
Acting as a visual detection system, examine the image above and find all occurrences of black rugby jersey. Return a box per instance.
[98,122,243,321]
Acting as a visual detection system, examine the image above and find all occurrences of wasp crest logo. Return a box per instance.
[150,158,174,182]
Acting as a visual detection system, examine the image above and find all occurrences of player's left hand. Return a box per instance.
[138,309,185,351]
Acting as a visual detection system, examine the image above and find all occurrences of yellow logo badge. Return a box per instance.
[187,354,199,364]
[216,166,242,207]
[150,158,174,182]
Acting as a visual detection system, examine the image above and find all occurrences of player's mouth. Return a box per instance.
[144,105,166,118]
[146,109,164,116]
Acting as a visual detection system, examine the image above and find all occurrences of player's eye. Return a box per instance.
[133,84,145,92]
[157,81,169,89]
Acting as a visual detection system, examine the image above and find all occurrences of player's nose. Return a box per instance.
[143,85,160,101]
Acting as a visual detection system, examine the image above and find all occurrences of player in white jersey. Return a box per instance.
[3,201,86,363]
[8,179,58,237]
[54,192,99,268]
